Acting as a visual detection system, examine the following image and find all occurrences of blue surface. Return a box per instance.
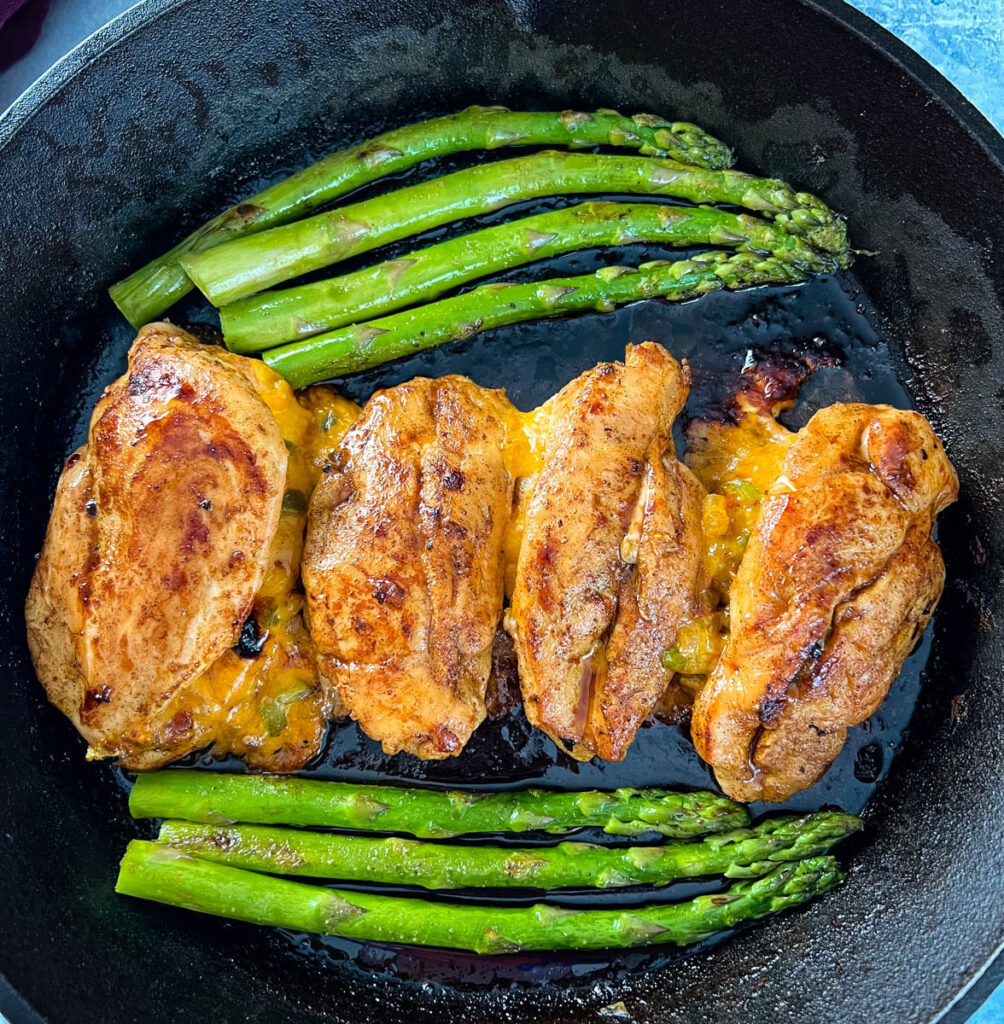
[852,0,1003,132]
[0,1,1001,1021]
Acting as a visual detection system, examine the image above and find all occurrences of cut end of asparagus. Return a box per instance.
[109,263,192,330]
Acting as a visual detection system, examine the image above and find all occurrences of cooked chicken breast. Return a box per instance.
[26,323,354,770]
[691,403,958,801]
[303,375,513,759]
[506,342,709,761]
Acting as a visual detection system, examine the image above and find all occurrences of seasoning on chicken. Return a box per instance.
[302,375,513,759]
[691,402,958,802]
[25,323,356,770]
[506,342,710,761]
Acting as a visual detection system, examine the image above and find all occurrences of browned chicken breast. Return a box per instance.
[25,323,356,770]
[692,402,958,801]
[506,342,709,761]
[303,375,513,759]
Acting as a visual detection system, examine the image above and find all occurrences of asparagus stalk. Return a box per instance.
[263,251,804,388]
[221,201,832,353]
[157,812,861,889]
[108,107,733,327]
[181,150,849,305]
[117,841,844,952]
[129,771,748,838]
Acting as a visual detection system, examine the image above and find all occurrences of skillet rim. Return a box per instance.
[0,1,1001,1022]
[1,0,1001,166]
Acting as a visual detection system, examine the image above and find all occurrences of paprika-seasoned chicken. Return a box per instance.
[25,323,355,770]
[691,402,958,802]
[303,375,513,759]
[506,342,709,761]
[29,320,958,791]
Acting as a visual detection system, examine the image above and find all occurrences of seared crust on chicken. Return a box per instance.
[303,375,513,759]
[25,323,287,766]
[506,342,708,760]
[692,403,958,801]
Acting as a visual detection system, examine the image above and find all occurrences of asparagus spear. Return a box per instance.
[263,251,804,388]
[108,107,733,327]
[129,771,748,838]
[157,812,861,889]
[117,841,844,952]
[221,201,832,353]
[181,150,849,305]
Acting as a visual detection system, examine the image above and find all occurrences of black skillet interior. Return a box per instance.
[0,1,1002,1022]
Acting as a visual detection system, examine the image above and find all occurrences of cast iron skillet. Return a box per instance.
[0,0,1002,1021]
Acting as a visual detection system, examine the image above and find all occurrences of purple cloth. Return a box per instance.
[0,0,51,72]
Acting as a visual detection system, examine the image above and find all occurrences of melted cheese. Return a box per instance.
[149,370,360,769]
[497,398,554,597]
[667,402,795,677]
